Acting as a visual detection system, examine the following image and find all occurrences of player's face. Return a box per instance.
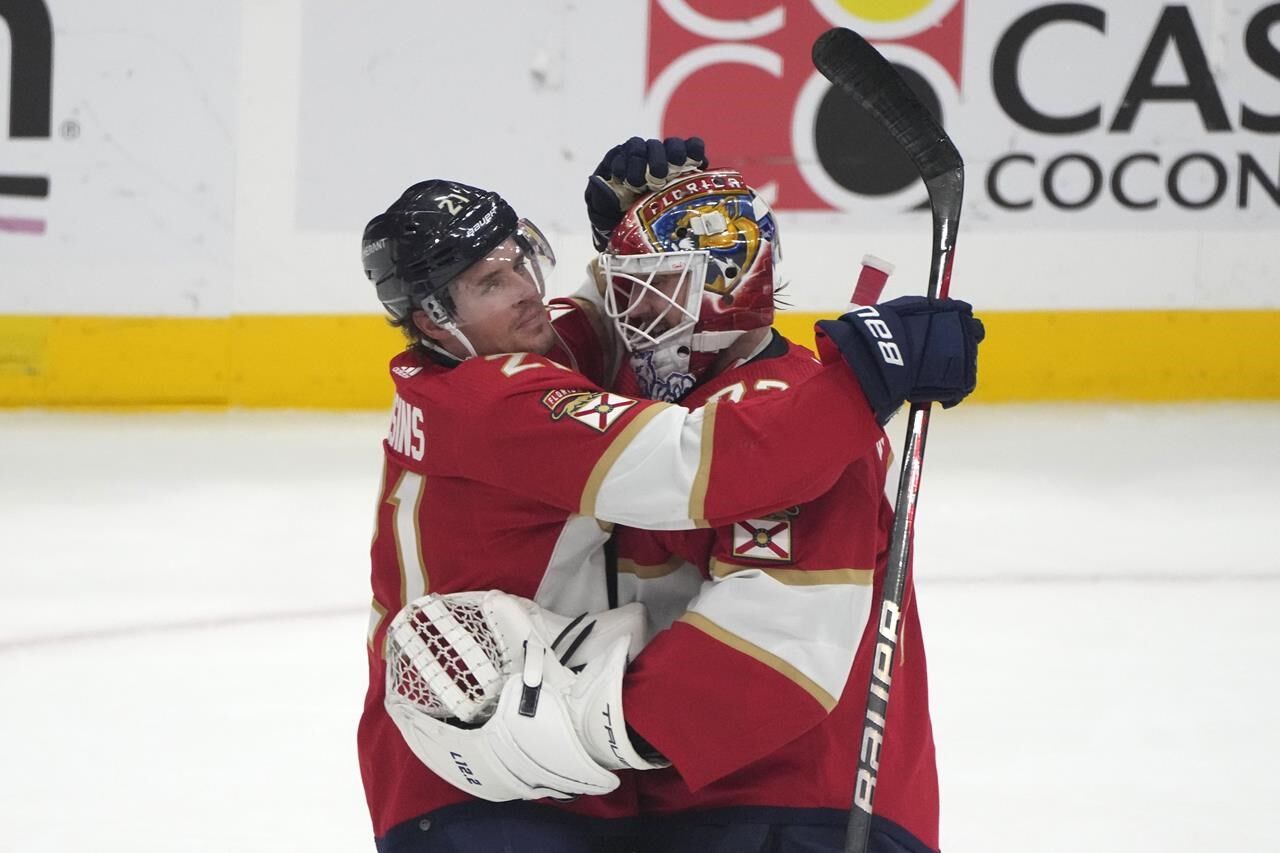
[448,238,556,355]
[622,271,693,337]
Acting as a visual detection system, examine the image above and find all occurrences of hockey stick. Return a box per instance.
[810,27,964,853]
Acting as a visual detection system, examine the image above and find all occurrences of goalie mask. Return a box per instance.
[362,179,556,360]
[601,169,780,402]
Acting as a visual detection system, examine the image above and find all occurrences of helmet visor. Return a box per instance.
[512,218,556,294]
[432,218,556,328]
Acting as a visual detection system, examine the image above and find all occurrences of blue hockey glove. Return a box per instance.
[815,296,985,425]
[585,136,707,249]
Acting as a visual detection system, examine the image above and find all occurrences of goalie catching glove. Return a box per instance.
[384,591,666,803]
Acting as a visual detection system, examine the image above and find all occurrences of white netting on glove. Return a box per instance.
[385,593,514,724]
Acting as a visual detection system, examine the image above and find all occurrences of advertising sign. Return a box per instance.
[647,0,1280,227]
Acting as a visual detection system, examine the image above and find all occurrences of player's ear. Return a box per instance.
[411,310,452,344]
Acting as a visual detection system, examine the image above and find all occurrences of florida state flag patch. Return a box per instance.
[732,517,793,562]
[570,393,637,432]
[543,390,638,433]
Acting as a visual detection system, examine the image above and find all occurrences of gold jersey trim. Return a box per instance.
[678,611,838,712]
[688,401,719,528]
[710,558,874,587]
[368,597,389,659]
[578,402,672,517]
[616,555,689,579]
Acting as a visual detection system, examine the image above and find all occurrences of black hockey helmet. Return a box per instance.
[362,179,520,322]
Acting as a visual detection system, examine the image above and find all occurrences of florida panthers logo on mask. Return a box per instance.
[638,174,777,298]
[605,170,783,403]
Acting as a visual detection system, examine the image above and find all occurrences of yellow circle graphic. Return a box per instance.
[835,0,934,22]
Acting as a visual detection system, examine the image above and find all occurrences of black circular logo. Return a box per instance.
[814,63,943,199]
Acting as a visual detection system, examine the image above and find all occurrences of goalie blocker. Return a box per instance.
[383,591,666,803]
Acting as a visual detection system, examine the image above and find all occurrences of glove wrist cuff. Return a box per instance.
[575,639,670,771]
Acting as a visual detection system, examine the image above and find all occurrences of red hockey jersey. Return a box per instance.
[357,303,889,838]
[615,333,940,851]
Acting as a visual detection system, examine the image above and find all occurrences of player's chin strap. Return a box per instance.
[689,329,746,353]
[724,327,775,371]
[417,294,479,363]
[418,294,571,368]
[441,323,479,359]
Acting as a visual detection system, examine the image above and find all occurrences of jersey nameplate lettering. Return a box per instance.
[388,393,425,461]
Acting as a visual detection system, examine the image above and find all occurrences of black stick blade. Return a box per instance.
[812,27,961,183]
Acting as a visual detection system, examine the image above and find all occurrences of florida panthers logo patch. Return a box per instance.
[732,517,793,562]
[542,390,638,433]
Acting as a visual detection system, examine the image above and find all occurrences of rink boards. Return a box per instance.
[1,310,1275,408]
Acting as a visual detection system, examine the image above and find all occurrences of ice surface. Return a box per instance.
[1,405,1276,852]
